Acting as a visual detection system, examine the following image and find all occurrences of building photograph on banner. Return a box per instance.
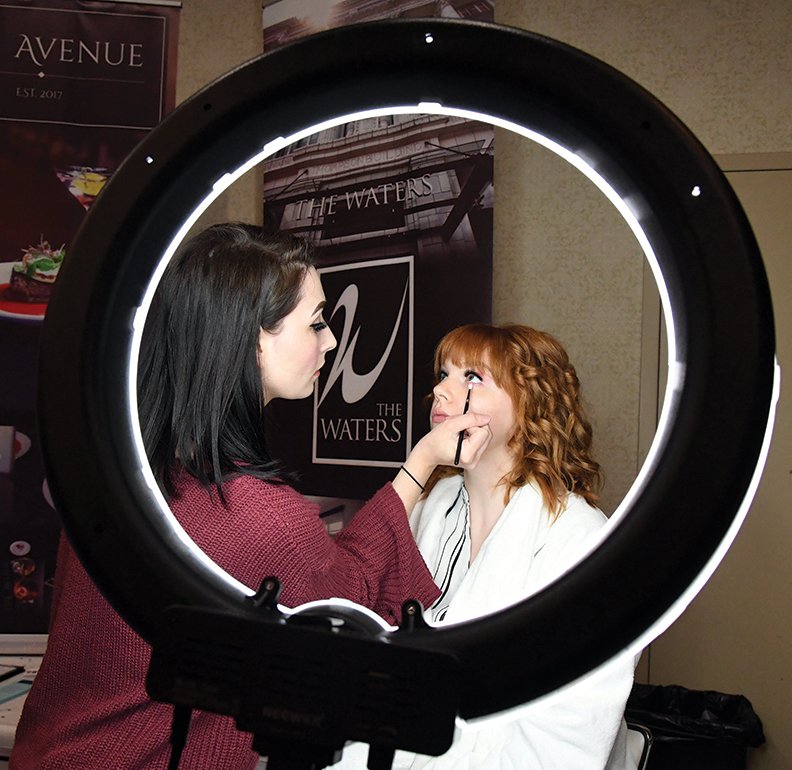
[0,0,180,637]
[262,0,494,48]
[262,0,495,528]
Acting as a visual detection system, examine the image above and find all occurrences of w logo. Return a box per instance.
[318,281,408,407]
[313,257,414,467]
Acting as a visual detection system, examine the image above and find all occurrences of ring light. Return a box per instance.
[38,17,776,736]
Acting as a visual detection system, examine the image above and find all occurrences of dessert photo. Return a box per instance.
[0,240,65,321]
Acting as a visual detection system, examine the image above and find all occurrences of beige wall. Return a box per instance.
[497,1,792,155]
[176,2,792,767]
[647,159,792,770]
[176,0,263,227]
[492,127,646,516]
[496,2,791,769]
[494,0,792,511]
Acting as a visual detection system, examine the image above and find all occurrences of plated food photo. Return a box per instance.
[0,240,65,321]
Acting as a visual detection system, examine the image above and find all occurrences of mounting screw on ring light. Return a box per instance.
[37,18,776,724]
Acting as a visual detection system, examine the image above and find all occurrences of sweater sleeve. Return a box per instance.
[173,476,439,628]
[333,483,440,625]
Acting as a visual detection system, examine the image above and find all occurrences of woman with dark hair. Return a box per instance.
[337,323,636,770]
[10,224,491,770]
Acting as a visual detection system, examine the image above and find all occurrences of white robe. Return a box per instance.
[335,476,638,770]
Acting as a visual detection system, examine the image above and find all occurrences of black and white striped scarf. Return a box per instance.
[430,483,471,622]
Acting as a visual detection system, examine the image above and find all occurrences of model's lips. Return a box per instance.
[431,411,448,424]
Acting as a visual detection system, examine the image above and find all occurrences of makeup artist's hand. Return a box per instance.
[409,411,491,475]
[392,412,491,513]
[436,411,492,468]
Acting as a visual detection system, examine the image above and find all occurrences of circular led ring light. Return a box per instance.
[38,19,776,721]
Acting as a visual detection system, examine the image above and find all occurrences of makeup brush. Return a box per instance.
[453,383,473,466]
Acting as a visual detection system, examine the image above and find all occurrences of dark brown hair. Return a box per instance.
[137,223,315,499]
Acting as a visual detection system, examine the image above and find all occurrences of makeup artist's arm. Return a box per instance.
[392,412,491,512]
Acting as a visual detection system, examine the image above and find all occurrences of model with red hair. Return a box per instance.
[336,323,638,770]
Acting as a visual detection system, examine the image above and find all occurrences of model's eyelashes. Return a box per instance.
[310,319,328,332]
[436,368,483,383]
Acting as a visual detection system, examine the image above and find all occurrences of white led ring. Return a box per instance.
[37,19,776,719]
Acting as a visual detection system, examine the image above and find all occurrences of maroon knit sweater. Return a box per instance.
[10,474,439,769]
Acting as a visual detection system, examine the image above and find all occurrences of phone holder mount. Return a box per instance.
[147,582,458,769]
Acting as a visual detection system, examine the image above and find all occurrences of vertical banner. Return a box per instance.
[0,0,180,636]
[313,257,415,468]
[262,0,494,527]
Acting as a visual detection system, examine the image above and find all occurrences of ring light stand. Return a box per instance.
[37,19,776,769]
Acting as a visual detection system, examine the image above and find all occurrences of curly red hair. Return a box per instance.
[424,324,602,515]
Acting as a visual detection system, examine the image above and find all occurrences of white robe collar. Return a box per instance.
[410,475,608,624]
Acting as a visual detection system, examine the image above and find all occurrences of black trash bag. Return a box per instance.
[626,683,766,747]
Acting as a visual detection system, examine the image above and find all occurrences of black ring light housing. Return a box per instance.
[38,17,775,746]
